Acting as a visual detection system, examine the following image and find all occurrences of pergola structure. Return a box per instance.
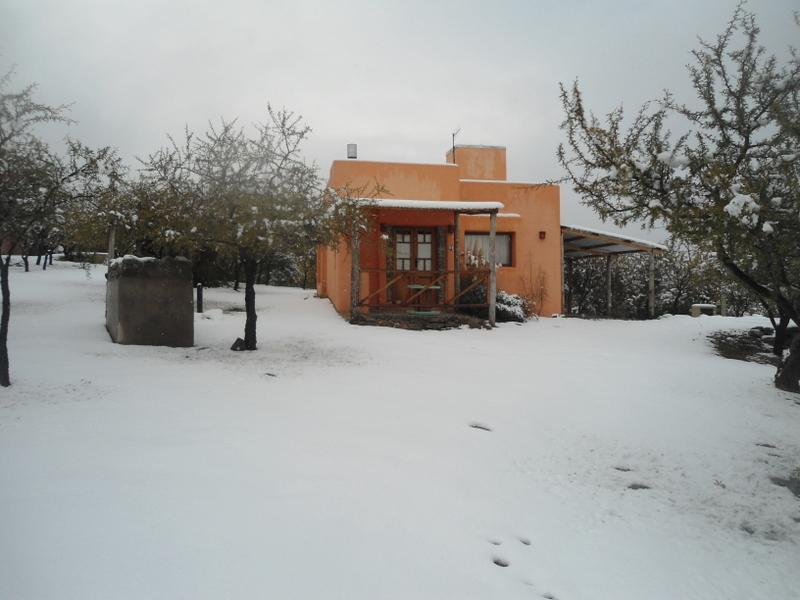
[561,224,667,317]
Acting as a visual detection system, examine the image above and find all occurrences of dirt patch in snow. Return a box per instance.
[351,311,489,331]
[708,330,781,366]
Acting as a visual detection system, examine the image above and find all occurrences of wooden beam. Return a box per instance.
[453,212,461,298]
[565,249,643,259]
[358,274,403,306]
[564,243,615,258]
[488,212,497,326]
[403,274,448,304]
[446,274,485,304]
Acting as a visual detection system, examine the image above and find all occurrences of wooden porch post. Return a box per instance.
[648,250,656,319]
[436,227,446,304]
[606,254,613,316]
[488,211,497,326]
[453,212,461,298]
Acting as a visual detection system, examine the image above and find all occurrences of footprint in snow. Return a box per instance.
[488,538,502,546]
[628,482,651,490]
[492,555,510,567]
[613,466,632,472]
[469,422,492,432]
[517,536,531,546]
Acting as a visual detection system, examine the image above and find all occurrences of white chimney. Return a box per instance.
[347,143,357,159]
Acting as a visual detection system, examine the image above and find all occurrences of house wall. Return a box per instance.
[445,146,507,181]
[459,181,562,316]
[317,239,353,315]
[328,160,461,200]
[318,146,563,317]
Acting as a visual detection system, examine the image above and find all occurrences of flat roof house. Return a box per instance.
[316,145,564,324]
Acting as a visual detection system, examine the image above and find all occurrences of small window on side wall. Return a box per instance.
[465,233,512,267]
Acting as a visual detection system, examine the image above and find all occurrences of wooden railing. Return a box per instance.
[357,268,490,309]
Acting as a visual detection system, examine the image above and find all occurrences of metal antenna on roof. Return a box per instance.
[451,127,461,164]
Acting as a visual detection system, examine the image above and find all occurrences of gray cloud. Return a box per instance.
[2,0,797,240]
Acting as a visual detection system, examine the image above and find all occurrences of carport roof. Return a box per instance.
[562,224,667,259]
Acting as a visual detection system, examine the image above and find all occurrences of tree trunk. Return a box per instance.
[716,246,800,390]
[233,260,241,291]
[22,255,29,272]
[773,312,791,357]
[243,258,257,350]
[36,254,42,266]
[775,332,800,393]
[49,252,53,266]
[350,237,361,317]
[1,255,11,387]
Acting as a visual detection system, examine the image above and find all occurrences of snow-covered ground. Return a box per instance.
[1,261,798,600]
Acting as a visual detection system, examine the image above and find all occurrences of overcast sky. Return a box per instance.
[2,0,797,240]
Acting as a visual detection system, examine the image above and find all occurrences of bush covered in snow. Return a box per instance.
[457,281,531,322]
[495,290,531,322]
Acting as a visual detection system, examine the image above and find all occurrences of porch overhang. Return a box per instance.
[561,224,667,259]
[361,198,503,214]
[353,198,503,325]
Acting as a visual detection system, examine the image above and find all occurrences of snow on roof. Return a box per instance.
[468,212,521,218]
[562,224,668,251]
[459,179,546,186]
[362,198,504,212]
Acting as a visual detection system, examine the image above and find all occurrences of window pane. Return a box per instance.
[465,233,511,266]
[396,241,410,259]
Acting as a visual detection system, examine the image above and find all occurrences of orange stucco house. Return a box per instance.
[316,145,563,323]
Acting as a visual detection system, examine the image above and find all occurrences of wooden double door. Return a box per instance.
[390,228,440,306]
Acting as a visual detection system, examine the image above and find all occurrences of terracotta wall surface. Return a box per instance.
[318,146,563,317]
[445,146,507,181]
[459,181,562,316]
[328,160,461,200]
[318,239,352,315]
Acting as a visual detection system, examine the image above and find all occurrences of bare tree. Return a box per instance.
[142,107,319,350]
[557,7,800,391]
[1,72,120,386]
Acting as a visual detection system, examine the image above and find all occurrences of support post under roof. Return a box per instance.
[488,212,497,327]
[648,251,655,319]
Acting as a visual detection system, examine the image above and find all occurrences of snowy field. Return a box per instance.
[1,261,799,600]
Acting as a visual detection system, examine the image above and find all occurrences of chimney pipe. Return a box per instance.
[347,143,357,159]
